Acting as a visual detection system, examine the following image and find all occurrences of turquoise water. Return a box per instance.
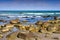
[0,11,60,25]
[0,11,60,16]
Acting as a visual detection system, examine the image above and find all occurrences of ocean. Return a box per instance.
[0,11,58,24]
[0,11,60,24]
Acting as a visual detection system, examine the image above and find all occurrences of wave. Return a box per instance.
[0,12,60,16]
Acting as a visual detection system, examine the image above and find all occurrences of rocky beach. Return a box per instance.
[0,12,60,40]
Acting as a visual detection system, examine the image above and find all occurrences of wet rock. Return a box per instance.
[0,20,7,23]
[35,21,43,25]
[22,20,28,23]
[10,18,20,24]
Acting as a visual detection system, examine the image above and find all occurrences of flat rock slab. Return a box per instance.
[0,31,60,40]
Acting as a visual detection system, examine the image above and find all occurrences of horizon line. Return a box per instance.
[0,10,60,11]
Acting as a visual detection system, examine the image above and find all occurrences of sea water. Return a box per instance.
[0,11,56,25]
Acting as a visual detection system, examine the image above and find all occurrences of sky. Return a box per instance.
[0,0,60,11]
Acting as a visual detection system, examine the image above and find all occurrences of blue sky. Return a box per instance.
[0,0,60,10]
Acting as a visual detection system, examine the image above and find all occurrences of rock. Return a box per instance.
[6,31,41,40]
[22,20,28,23]
[0,20,7,23]
[35,21,42,25]
[10,18,20,24]
[0,34,3,39]
[5,24,14,28]
[1,28,10,33]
